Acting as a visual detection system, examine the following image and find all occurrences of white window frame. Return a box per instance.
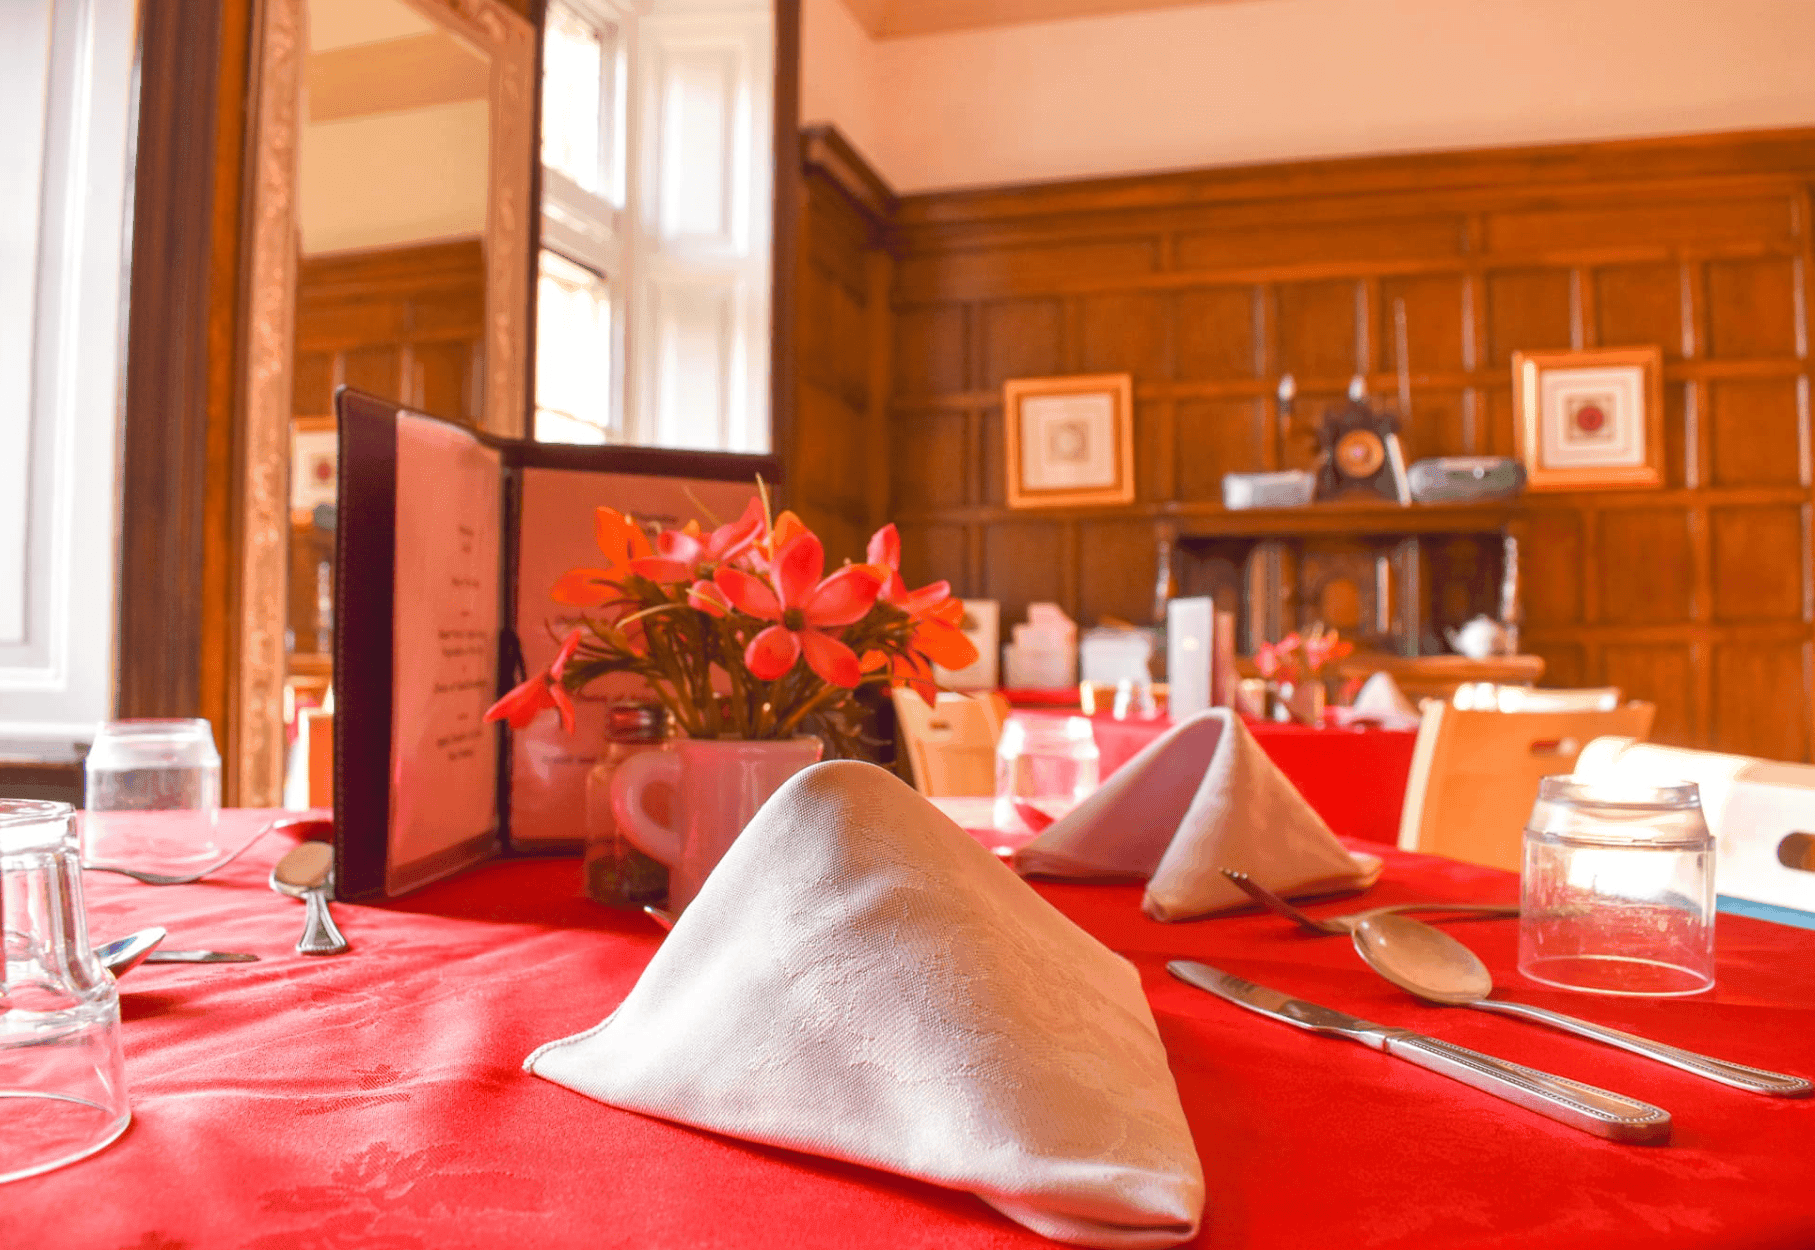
[538,0,638,443]
[0,0,136,743]
[535,0,772,453]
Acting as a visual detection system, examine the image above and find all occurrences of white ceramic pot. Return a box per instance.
[610,736,823,913]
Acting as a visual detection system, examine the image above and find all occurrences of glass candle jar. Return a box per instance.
[994,715,1099,832]
[82,718,222,871]
[583,704,672,908]
[1518,777,1715,997]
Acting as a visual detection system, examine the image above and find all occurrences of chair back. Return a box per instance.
[1574,737,1815,915]
[1453,684,1622,712]
[1398,702,1656,871]
[892,690,999,797]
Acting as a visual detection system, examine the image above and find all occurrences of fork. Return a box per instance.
[1220,868,1519,935]
[84,815,331,885]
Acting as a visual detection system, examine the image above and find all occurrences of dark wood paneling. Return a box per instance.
[117,0,227,721]
[293,240,487,422]
[801,126,1815,760]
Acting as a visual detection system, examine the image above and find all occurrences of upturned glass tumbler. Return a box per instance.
[1518,777,1715,996]
[1,800,131,1182]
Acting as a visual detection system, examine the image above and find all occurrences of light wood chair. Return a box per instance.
[1453,684,1623,712]
[1397,701,1656,871]
[1574,736,1815,915]
[1336,653,1547,703]
[892,690,1001,797]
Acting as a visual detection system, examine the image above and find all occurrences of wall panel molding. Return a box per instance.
[797,124,1815,761]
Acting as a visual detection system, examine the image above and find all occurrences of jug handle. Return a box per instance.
[611,750,684,868]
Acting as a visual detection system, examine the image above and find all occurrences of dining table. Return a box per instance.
[1016,710,1420,845]
[17,807,1815,1249]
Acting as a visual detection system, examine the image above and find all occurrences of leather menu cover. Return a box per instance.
[334,390,504,901]
[331,387,776,900]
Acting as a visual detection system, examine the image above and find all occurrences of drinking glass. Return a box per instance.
[1518,777,1715,996]
[83,719,222,872]
[994,715,1099,831]
[0,800,131,1182]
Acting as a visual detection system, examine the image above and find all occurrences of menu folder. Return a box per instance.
[331,387,770,901]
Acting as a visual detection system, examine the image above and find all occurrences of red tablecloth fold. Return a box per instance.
[15,809,1815,1249]
[1021,712,1418,845]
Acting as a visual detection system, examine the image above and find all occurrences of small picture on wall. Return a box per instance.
[1513,347,1664,490]
[1004,373,1135,509]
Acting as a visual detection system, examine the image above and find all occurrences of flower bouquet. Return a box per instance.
[1253,625,1353,724]
[484,492,979,755]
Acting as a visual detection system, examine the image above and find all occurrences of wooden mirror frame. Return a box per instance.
[230,0,535,804]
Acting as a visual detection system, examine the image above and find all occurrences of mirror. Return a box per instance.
[532,0,776,455]
[239,0,781,805]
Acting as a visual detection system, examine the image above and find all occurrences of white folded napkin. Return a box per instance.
[1014,709,1380,921]
[1349,671,1421,728]
[526,760,1204,1249]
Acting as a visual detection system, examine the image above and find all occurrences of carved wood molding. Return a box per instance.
[403,0,537,440]
[232,0,305,806]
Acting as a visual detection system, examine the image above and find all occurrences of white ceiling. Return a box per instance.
[837,0,1253,40]
[309,0,434,53]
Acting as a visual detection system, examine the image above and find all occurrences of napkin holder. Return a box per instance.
[331,387,770,900]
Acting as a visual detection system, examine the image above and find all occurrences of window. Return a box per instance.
[534,251,614,444]
[533,0,772,453]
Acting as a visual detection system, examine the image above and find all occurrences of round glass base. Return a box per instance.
[1520,953,1715,997]
[0,1090,129,1184]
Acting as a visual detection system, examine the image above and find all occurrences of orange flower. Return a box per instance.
[484,628,582,732]
[551,508,653,606]
[631,496,766,584]
[714,532,882,687]
[865,523,977,674]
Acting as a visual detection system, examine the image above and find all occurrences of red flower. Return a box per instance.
[551,509,653,606]
[483,628,582,732]
[714,533,882,687]
[631,496,766,584]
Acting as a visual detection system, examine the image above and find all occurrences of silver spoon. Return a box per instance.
[269,841,348,955]
[94,927,167,976]
[1351,912,1811,1097]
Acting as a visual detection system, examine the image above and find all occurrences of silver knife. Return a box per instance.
[1167,960,1671,1144]
[143,951,260,963]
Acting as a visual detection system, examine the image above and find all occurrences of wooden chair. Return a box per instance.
[1453,684,1623,712]
[892,690,1000,797]
[1397,701,1656,871]
[1574,736,1815,914]
[1336,653,1546,703]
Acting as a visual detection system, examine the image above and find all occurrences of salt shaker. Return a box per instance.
[583,704,671,908]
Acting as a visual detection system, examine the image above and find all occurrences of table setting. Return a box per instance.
[9,497,1815,1249]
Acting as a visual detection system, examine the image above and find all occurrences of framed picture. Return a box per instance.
[1513,347,1664,490]
[1003,373,1135,509]
[290,417,339,514]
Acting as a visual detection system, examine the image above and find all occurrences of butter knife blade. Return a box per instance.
[143,951,260,963]
[1166,959,1671,1144]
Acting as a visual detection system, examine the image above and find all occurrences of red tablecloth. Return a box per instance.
[1019,712,1418,845]
[19,809,1815,1249]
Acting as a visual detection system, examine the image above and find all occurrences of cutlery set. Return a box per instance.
[87,825,349,963]
[1168,869,1810,1143]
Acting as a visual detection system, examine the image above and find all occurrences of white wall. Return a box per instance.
[0,0,135,743]
[803,0,1815,194]
[299,101,490,254]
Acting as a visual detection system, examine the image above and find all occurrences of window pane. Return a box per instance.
[535,249,613,445]
[541,3,610,194]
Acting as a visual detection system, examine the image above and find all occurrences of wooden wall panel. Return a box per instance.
[292,239,486,422]
[790,135,893,564]
[788,126,1815,761]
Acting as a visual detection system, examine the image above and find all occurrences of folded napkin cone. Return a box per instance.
[1014,709,1378,921]
[526,761,1204,1249]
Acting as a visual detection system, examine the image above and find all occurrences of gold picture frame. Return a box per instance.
[1513,347,1665,491]
[1003,373,1135,509]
